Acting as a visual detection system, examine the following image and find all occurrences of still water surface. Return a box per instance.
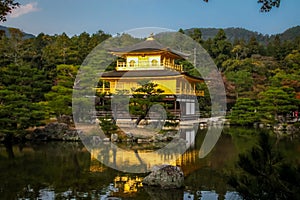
[0,127,299,199]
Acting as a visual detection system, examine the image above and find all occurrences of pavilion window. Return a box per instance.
[129,60,135,67]
[151,59,158,66]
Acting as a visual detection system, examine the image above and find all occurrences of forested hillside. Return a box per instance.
[0,28,111,143]
[0,25,35,39]
[186,26,300,43]
[273,26,300,41]
[1,26,300,142]
[2,24,300,43]
[187,27,300,124]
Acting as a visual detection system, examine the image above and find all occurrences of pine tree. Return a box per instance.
[229,98,260,126]
[0,64,47,142]
[228,132,300,200]
[130,81,165,126]
[45,64,78,123]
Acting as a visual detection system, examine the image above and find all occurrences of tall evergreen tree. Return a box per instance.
[189,28,203,44]
[45,64,78,123]
[0,64,46,142]
[130,81,165,126]
[258,87,299,123]
[229,98,260,126]
[210,29,232,70]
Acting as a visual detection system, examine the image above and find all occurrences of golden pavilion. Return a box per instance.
[98,35,204,119]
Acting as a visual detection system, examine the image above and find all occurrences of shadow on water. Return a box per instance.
[0,127,299,199]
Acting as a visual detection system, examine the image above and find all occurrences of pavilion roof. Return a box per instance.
[109,36,190,59]
[101,70,203,82]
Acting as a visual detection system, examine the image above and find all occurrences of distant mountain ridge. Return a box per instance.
[185,26,300,44]
[274,26,300,41]
[0,25,300,43]
[0,25,35,39]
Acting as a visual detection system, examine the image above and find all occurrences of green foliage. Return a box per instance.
[130,81,165,126]
[0,0,19,22]
[98,115,117,136]
[284,50,300,72]
[228,132,300,200]
[0,28,25,66]
[177,59,201,77]
[1,21,300,138]
[226,70,253,98]
[95,92,112,112]
[208,29,232,69]
[270,69,300,91]
[0,64,46,140]
[258,87,299,123]
[224,58,267,97]
[42,33,77,68]
[231,41,248,60]
[257,0,281,12]
[0,90,44,133]
[278,26,300,41]
[246,36,266,56]
[164,112,179,128]
[203,0,280,12]
[229,98,260,126]
[197,83,211,117]
[266,35,291,60]
[178,28,185,34]
[188,28,203,44]
[45,64,78,122]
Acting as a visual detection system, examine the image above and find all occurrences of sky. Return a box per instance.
[1,0,300,36]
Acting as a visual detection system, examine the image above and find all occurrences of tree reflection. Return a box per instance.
[228,132,300,200]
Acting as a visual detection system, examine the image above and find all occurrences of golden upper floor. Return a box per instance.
[98,35,204,96]
[109,35,189,72]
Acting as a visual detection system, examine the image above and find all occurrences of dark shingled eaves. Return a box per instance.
[108,37,190,58]
[100,70,203,81]
[101,70,181,78]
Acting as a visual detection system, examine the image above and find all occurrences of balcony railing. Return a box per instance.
[96,87,204,96]
[116,61,183,72]
[176,88,204,96]
[95,88,111,94]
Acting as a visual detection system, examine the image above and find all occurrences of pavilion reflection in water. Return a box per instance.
[88,126,239,200]
[89,126,199,173]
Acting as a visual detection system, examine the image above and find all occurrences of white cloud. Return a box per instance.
[9,2,39,18]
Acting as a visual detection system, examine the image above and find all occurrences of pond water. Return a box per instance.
[0,127,299,200]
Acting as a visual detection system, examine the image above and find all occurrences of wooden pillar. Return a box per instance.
[102,80,105,93]
[179,81,182,95]
[172,59,175,69]
[112,80,116,93]
[174,99,177,118]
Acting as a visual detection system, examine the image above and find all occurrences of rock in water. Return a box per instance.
[111,133,118,142]
[142,165,184,189]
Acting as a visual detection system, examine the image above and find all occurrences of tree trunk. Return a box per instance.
[135,115,144,127]
[135,107,150,126]
[4,134,15,159]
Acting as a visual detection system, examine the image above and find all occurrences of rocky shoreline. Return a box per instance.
[26,122,80,141]
[21,122,181,144]
[2,120,299,144]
